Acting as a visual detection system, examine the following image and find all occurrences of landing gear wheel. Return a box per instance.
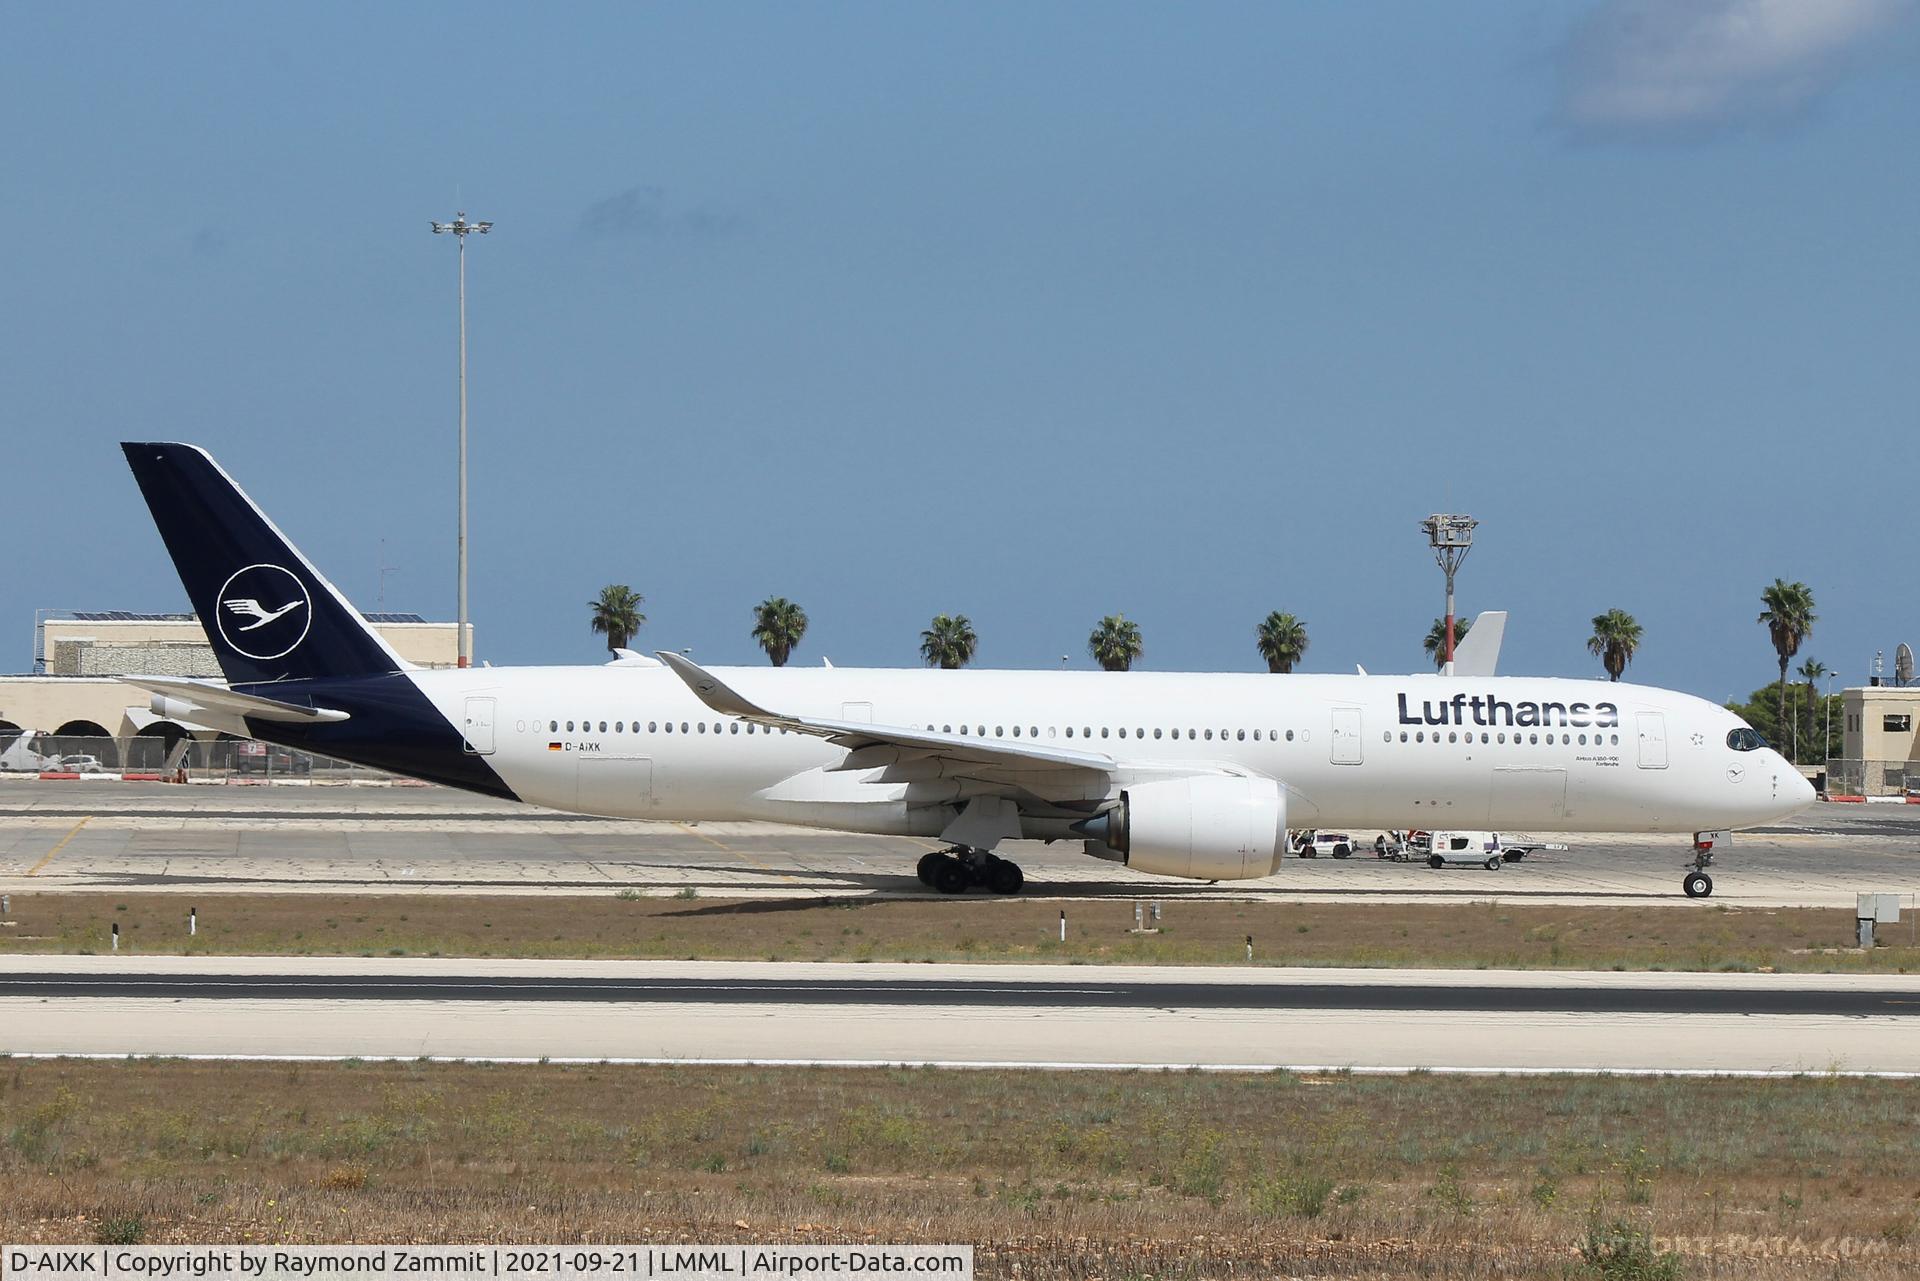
[1484,856,1502,871]
[1684,871,1713,898]
[932,857,969,895]
[916,852,945,886]
[1428,854,1445,869]
[986,859,1024,895]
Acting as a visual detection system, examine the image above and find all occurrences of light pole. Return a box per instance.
[430,210,492,668]
[1420,514,1477,669]
[1825,669,1836,764]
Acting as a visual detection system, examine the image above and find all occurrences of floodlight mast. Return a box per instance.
[1421,513,1477,668]
[429,211,492,669]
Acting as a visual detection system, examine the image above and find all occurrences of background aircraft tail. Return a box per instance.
[121,443,407,686]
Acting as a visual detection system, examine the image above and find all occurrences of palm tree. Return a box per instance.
[588,584,646,654]
[1586,609,1643,682]
[1758,579,1816,745]
[751,597,809,667]
[919,614,978,670]
[1254,611,1309,674]
[1798,657,1829,761]
[1088,614,1143,672]
[1422,617,1470,671]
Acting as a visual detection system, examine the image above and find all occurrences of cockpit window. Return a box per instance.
[1726,727,1767,752]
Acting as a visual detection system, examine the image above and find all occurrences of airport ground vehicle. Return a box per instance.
[1293,830,1355,858]
[233,740,312,775]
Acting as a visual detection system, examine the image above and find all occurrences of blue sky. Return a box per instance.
[4,2,1915,700]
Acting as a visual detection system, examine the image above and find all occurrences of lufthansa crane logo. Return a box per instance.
[215,564,313,661]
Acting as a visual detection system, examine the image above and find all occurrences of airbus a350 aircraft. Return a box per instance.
[120,443,1813,898]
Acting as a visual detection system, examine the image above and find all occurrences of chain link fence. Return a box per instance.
[0,733,395,782]
[1823,758,1920,799]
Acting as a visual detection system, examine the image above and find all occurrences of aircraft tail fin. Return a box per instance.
[121,443,409,686]
[1449,611,1507,678]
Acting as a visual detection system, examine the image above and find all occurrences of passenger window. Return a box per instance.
[681,722,689,733]
[1205,729,1214,741]
[566,721,575,732]
[1400,732,1408,742]
[1381,731,1390,742]
[1010,726,1018,737]
[1102,728,1110,738]
[1448,732,1457,744]
[730,723,739,734]
[995,726,1004,737]
[1252,730,1261,741]
[1065,727,1073,738]
[1084,727,1092,739]
[1030,727,1039,738]
[1237,730,1246,741]
[1285,730,1294,742]
[1154,728,1163,739]
[942,725,951,733]
[1611,734,1619,745]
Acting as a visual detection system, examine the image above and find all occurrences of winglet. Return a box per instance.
[656,651,778,720]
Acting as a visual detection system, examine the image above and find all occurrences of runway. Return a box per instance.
[4,967,1915,1017]
[1,781,1916,907]
[5,957,1917,1074]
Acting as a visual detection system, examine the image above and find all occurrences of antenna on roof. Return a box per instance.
[1897,643,1914,688]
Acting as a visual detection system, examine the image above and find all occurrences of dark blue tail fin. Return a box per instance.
[122,443,406,685]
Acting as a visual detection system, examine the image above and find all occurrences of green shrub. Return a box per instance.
[1578,1220,1683,1280]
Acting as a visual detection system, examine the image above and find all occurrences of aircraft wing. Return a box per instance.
[117,676,351,724]
[656,652,1112,777]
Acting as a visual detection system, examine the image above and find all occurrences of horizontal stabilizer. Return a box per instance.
[118,676,350,724]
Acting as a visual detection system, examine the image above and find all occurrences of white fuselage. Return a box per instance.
[405,664,1813,839]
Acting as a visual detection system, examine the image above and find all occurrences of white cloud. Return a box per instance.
[1560,0,1913,136]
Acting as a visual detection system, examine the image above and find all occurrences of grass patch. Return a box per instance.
[1,892,1914,972]
[0,1062,1915,1276]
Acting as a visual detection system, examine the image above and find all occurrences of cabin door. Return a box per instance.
[462,697,496,755]
[1637,713,1668,769]
[1330,707,1363,765]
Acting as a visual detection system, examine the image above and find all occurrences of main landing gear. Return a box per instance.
[916,847,1025,895]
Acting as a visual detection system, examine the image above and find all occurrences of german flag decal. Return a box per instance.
[548,741,564,752]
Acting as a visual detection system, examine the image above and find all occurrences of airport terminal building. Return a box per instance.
[1,610,467,769]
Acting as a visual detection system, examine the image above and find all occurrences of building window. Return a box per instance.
[1885,714,1912,733]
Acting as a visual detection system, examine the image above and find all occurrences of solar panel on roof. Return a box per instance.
[364,613,429,624]
[65,611,195,622]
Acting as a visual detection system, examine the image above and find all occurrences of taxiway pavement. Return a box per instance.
[0,782,1915,908]
[3,956,1916,1074]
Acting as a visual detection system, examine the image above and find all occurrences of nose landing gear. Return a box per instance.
[916,846,1025,895]
[1682,831,1726,897]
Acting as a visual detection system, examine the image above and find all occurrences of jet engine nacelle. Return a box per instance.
[1079,775,1286,881]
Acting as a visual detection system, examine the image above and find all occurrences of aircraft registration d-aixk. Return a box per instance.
[121,443,1813,898]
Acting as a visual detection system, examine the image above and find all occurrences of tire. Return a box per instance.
[916,852,944,886]
[987,860,1024,895]
[933,860,969,894]
[1684,871,1713,898]
[1428,854,1445,869]
[1484,856,1502,871]
[1333,844,1351,860]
